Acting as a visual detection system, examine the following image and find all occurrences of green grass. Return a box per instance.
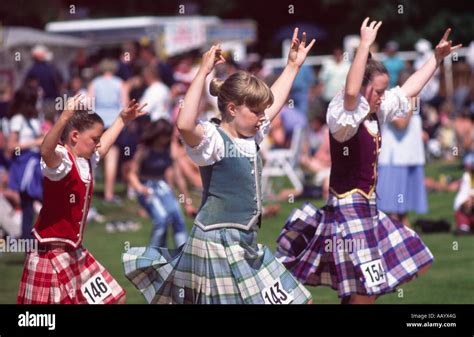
[1,160,473,304]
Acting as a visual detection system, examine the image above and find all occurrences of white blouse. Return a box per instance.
[40,145,100,182]
[454,172,473,211]
[326,86,410,143]
[185,119,271,166]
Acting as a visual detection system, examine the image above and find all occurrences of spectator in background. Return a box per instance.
[6,87,44,239]
[127,119,195,248]
[69,47,89,78]
[116,42,137,81]
[139,65,171,121]
[290,64,316,122]
[88,59,128,203]
[382,41,405,89]
[137,44,175,88]
[67,75,87,97]
[26,45,63,121]
[453,154,474,235]
[414,39,442,106]
[377,70,428,228]
[300,114,331,200]
[319,48,350,107]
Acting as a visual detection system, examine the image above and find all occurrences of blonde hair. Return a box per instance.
[209,71,274,120]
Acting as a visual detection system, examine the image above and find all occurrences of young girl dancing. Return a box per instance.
[276,18,461,304]
[18,95,147,304]
[123,28,315,304]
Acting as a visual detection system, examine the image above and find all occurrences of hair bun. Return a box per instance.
[209,78,224,97]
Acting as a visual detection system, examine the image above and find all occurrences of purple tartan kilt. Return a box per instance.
[275,192,434,298]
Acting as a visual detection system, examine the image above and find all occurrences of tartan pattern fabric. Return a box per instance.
[123,225,312,304]
[18,247,125,304]
[276,192,434,298]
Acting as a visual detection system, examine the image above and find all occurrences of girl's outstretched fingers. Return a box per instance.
[305,38,316,52]
[435,28,462,60]
[361,17,370,28]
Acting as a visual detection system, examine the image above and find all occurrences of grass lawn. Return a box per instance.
[1,160,473,304]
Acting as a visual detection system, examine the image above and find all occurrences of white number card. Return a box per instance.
[361,259,386,288]
[81,274,112,304]
[261,279,294,304]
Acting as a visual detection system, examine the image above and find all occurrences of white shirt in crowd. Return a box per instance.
[378,111,425,166]
[9,114,41,152]
[140,81,171,121]
[319,59,351,102]
[454,172,474,211]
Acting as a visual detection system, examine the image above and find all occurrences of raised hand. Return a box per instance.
[435,28,462,64]
[120,99,148,124]
[199,45,226,75]
[360,17,382,48]
[288,28,316,68]
[61,93,84,119]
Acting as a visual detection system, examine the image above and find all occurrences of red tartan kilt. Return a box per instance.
[18,246,125,304]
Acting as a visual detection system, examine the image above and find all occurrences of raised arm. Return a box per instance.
[401,28,462,98]
[41,94,82,168]
[265,28,316,122]
[344,18,382,111]
[176,45,225,147]
[98,99,147,158]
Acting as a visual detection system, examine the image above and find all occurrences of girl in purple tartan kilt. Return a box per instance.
[276,18,462,304]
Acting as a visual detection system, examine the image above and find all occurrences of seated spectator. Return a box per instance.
[453,154,474,235]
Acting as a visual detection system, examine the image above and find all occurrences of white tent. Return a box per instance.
[0,26,89,89]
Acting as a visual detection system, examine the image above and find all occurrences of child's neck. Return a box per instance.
[64,143,79,158]
[220,122,247,139]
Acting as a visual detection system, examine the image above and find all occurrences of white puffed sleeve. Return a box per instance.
[185,121,225,166]
[255,117,271,145]
[378,86,410,124]
[326,90,370,142]
[40,145,73,181]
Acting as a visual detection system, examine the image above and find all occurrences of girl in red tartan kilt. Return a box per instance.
[276,19,462,304]
[18,94,147,304]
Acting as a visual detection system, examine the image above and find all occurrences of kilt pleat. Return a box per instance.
[18,247,125,304]
[122,225,312,304]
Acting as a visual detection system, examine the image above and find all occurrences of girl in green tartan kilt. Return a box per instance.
[122,28,315,304]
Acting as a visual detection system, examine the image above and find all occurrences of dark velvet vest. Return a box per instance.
[329,115,381,199]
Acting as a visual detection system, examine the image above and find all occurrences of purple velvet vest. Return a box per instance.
[329,115,381,199]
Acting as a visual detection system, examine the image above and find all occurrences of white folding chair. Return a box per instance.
[262,127,305,198]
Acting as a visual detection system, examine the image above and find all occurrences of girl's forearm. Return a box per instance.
[345,44,370,98]
[99,116,125,157]
[401,55,438,98]
[266,64,299,122]
[40,116,68,156]
[176,70,207,131]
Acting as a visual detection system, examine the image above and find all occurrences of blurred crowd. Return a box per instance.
[1,36,474,241]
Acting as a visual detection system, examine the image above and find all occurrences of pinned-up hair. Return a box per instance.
[60,109,104,143]
[209,71,274,119]
[362,55,389,87]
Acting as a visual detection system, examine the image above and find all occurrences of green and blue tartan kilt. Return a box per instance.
[122,225,312,304]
